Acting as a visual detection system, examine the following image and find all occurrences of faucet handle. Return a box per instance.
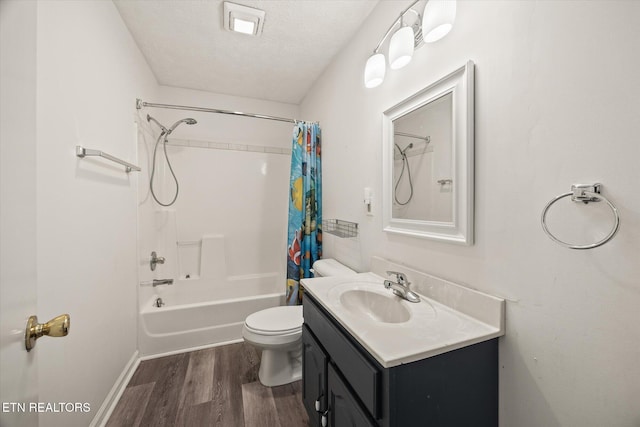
[386,270,409,285]
[150,251,165,271]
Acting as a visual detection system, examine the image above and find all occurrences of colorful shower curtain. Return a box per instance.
[286,122,322,306]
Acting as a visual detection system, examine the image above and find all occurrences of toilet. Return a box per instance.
[242,258,357,387]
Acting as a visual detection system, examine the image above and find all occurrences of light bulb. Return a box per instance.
[389,26,414,70]
[364,53,386,88]
[422,0,456,43]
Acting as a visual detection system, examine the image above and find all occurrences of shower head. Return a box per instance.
[147,114,196,136]
[167,118,197,134]
[404,143,414,153]
[394,142,414,156]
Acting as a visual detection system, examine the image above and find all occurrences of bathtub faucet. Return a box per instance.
[150,251,165,271]
[152,278,174,287]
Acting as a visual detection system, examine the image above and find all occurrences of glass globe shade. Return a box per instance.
[422,0,456,43]
[389,26,415,70]
[364,53,386,88]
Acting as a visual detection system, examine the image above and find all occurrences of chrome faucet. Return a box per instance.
[384,271,421,303]
[150,251,165,271]
[152,278,173,287]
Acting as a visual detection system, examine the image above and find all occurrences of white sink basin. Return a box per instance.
[340,289,411,323]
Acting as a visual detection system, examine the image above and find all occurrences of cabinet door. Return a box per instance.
[327,363,376,427]
[304,294,381,418]
[303,326,327,427]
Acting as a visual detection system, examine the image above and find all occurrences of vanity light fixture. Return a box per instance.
[389,23,415,70]
[364,53,386,89]
[422,0,457,43]
[364,0,456,88]
[223,2,266,36]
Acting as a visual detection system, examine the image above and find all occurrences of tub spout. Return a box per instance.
[152,278,174,287]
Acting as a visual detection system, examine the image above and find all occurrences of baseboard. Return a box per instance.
[89,350,140,427]
[139,338,243,361]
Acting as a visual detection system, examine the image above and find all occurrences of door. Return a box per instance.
[327,364,376,427]
[302,326,327,427]
[0,1,39,426]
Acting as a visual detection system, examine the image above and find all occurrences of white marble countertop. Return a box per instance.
[302,267,505,368]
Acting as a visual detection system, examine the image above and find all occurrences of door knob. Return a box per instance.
[25,314,70,352]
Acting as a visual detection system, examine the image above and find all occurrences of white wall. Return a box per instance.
[301,1,640,426]
[33,1,158,426]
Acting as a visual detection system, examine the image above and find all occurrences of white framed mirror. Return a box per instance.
[382,61,474,244]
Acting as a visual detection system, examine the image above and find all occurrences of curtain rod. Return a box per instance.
[136,99,315,125]
[395,132,430,142]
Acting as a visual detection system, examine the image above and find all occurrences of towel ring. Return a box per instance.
[541,183,620,250]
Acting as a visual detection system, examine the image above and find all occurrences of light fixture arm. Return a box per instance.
[364,0,454,89]
[372,0,424,53]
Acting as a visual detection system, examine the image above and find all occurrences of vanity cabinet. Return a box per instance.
[302,293,498,427]
[303,326,377,427]
[327,363,377,427]
[302,326,328,427]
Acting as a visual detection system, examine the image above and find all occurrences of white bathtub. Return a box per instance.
[139,273,284,356]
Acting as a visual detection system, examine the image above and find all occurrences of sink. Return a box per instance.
[302,270,505,367]
[340,289,411,324]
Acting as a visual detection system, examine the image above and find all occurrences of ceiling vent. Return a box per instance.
[223,2,265,36]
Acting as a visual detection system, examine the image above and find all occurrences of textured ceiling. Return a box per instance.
[114,0,379,104]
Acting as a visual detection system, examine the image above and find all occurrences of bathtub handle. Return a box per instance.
[150,251,165,271]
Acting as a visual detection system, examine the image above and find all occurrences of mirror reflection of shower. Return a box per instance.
[393,133,430,206]
[394,142,414,205]
[147,114,197,207]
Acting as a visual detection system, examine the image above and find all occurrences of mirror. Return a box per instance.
[382,61,474,245]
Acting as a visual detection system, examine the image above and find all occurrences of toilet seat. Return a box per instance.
[244,305,303,336]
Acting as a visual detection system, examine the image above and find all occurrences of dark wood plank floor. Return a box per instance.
[106,342,309,427]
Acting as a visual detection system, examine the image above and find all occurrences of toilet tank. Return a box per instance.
[312,259,357,277]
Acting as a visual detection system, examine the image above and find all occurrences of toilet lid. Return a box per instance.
[245,306,303,334]
[312,259,357,277]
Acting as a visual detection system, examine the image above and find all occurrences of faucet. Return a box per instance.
[152,278,173,287]
[154,297,164,308]
[150,251,165,271]
[384,271,421,303]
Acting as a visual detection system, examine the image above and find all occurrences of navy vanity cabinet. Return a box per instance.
[327,363,377,427]
[302,325,376,427]
[303,293,499,427]
[302,326,327,427]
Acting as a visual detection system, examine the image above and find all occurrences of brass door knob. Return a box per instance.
[25,314,70,352]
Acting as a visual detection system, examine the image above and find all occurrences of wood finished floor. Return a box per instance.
[106,342,309,427]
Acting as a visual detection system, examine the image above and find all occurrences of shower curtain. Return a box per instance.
[286,122,322,306]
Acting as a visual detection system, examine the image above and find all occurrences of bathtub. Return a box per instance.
[139,273,284,356]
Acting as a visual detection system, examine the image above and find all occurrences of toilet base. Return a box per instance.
[257,345,302,387]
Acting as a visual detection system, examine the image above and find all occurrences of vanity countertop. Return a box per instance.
[302,269,505,368]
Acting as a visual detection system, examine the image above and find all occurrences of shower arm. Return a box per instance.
[147,114,167,133]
